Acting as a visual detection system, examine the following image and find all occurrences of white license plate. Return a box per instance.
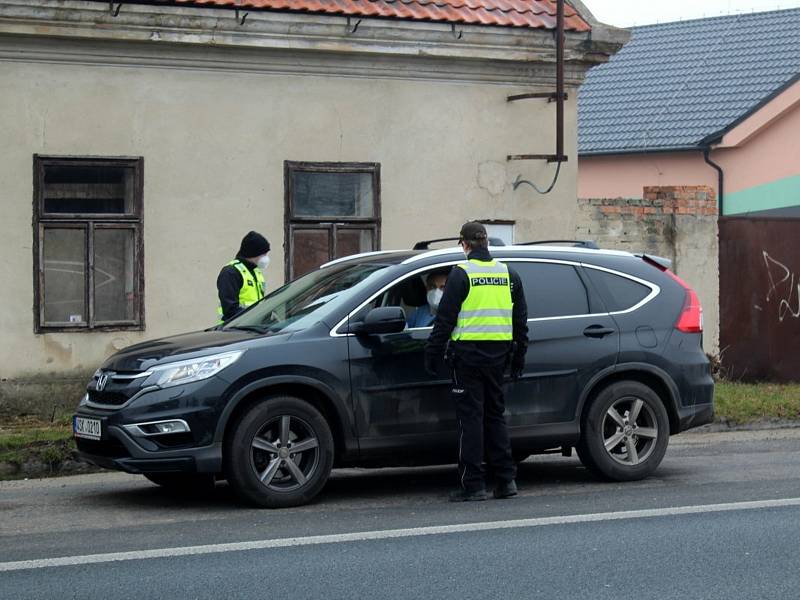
[74,416,102,440]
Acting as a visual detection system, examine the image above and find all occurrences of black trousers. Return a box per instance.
[451,362,516,491]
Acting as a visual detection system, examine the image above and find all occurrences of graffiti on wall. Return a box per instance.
[757,251,800,322]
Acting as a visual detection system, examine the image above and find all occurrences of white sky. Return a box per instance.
[583,0,800,27]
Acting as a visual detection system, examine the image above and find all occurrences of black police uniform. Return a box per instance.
[217,231,270,322]
[425,246,528,499]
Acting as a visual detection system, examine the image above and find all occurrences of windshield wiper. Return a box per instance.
[224,325,270,334]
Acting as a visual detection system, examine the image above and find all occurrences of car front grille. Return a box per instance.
[86,370,149,408]
[87,390,130,406]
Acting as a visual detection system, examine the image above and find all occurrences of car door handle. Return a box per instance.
[583,325,615,338]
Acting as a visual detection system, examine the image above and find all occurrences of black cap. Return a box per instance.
[238,231,270,258]
[459,221,488,243]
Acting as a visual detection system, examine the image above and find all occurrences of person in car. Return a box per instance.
[216,231,271,323]
[425,221,528,502]
[407,270,449,328]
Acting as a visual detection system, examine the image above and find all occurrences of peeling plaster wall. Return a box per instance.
[0,34,583,387]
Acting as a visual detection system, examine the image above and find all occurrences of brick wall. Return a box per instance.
[577,185,720,353]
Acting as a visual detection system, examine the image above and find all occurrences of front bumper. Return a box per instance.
[74,377,229,474]
[75,425,223,474]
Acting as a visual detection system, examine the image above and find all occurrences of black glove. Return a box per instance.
[424,352,439,376]
[510,353,525,381]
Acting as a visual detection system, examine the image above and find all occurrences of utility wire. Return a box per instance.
[512,160,562,195]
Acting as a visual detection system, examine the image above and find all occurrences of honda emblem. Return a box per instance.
[96,373,109,391]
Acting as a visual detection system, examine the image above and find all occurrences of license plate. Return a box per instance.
[74,416,102,440]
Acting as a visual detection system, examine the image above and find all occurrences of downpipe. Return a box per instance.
[702,147,724,216]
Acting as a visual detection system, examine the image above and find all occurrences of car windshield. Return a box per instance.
[223,262,390,334]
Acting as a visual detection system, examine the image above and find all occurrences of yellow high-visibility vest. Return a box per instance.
[217,260,265,323]
[451,259,513,342]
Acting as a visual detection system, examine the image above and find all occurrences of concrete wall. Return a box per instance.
[0,35,585,400]
[576,186,719,355]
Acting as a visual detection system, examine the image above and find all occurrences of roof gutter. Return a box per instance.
[702,146,724,217]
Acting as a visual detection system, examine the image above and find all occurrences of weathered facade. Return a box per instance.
[0,0,626,412]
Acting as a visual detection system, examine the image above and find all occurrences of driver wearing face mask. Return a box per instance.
[407,270,449,328]
[216,231,271,324]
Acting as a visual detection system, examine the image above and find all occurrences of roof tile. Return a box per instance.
[579,8,800,154]
[124,0,590,30]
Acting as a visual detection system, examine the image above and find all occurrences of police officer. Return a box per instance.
[216,231,271,323]
[425,222,528,502]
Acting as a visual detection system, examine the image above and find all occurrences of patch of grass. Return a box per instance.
[714,381,800,424]
[0,414,76,476]
[0,415,74,450]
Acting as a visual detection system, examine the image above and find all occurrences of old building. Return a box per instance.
[0,0,626,410]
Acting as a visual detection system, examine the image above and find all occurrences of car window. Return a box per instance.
[583,267,651,312]
[509,262,590,318]
[225,262,389,334]
[350,266,453,328]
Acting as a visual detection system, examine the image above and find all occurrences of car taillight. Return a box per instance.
[666,270,703,333]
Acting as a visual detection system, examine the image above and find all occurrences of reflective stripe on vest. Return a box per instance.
[451,259,513,341]
[217,260,265,321]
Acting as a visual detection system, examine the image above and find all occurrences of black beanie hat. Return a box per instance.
[238,231,270,258]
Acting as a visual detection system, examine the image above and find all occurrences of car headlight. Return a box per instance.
[146,350,244,389]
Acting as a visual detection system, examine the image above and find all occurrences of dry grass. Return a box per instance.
[714,381,800,424]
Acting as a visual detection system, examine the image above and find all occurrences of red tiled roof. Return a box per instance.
[143,0,591,30]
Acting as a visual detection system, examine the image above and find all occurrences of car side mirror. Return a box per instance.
[350,307,406,335]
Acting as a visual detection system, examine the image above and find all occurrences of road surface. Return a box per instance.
[1,427,799,599]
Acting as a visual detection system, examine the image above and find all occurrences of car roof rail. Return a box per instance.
[516,239,600,250]
[413,237,506,250]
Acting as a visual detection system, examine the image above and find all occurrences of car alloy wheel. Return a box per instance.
[250,415,320,492]
[601,396,659,466]
[577,380,669,482]
[224,396,334,508]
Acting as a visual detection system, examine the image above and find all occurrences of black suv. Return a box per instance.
[73,243,714,507]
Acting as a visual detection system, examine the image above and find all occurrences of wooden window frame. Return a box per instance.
[33,155,145,333]
[284,161,381,281]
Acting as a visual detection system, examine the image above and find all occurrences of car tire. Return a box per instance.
[144,473,216,491]
[577,381,669,481]
[224,396,334,508]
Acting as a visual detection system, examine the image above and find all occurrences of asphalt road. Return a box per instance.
[2,427,800,599]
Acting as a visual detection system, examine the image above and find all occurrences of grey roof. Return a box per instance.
[578,9,800,155]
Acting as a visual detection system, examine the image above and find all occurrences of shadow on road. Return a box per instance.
[86,456,605,510]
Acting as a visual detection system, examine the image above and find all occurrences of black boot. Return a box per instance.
[493,480,518,499]
[449,488,488,502]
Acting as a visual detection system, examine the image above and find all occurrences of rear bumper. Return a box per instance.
[674,364,715,432]
[75,424,223,474]
[677,402,714,431]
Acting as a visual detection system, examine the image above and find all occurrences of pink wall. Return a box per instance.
[716,92,800,194]
[578,84,800,199]
[578,152,716,199]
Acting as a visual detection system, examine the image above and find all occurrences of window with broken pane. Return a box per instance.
[34,156,144,332]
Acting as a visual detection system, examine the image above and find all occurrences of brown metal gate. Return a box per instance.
[719,218,800,382]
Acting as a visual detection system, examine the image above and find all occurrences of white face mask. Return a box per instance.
[427,289,443,311]
[256,255,270,270]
